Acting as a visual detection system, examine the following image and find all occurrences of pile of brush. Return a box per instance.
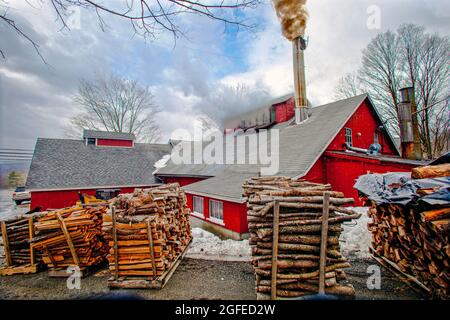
[243,176,360,299]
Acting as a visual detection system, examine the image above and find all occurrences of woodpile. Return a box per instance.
[368,190,449,298]
[31,206,108,273]
[356,162,450,299]
[411,163,450,179]
[243,176,361,299]
[104,183,192,288]
[0,214,42,275]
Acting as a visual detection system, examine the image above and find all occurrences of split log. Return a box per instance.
[411,163,450,179]
[32,206,108,270]
[105,183,192,282]
[244,176,359,300]
[367,200,449,299]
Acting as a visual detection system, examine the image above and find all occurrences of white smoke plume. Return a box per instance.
[272,0,308,41]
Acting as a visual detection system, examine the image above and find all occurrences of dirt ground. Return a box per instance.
[0,257,427,300]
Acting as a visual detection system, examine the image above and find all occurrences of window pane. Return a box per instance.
[194,196,203,214]
[209,200,223,221]
[345,128,352,146]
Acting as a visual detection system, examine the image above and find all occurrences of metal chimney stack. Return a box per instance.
[293,36,308,124]
[398,87,422,160]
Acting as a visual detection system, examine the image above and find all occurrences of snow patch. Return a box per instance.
[340,207,372,259]
[152,154,171,174]
[187,228,252,261]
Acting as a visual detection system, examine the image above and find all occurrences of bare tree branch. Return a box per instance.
[1,0,262,60]
[0,9,47,63]
[68,72,162,143]
[334,24,449,158]
[334,72,364,100]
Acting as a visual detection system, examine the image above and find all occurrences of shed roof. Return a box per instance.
[26,138,171,191]
[83,130,136,141]
[184,169,257,203]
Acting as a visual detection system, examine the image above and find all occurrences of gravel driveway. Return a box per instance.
[0,257,427,300]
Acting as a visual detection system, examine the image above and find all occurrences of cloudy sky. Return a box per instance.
[0,0,449,150]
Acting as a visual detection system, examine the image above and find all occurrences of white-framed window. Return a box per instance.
[374,132,379,144]
[345,128,353,146]
[192,196,204,217]
[209,200,224,222]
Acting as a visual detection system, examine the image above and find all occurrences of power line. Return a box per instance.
[0,148,34,152]
[0,152,34,155]
[0,154,33,158]
[0,162,32,164]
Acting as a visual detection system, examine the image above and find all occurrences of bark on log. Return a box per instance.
[411,164,450,179]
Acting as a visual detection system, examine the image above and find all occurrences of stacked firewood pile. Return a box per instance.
[243,176,361,299]
[31,206,108,270]
[103,183,192,285]
[0,214,43,274]
[366,164,450,299]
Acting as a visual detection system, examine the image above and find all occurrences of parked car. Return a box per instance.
[12,186,31,205]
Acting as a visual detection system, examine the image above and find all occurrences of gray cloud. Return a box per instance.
[0,0,448,151]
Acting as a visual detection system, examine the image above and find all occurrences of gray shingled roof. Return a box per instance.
[157,94,370,177]
[184,169,258,203]
[83,129,136,141]
[157,94,401,201]
[26,139,171,190]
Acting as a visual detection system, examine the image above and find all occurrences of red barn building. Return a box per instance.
[155,94,425,239]
[26,130,171,210]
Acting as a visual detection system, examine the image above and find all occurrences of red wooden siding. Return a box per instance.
[31,186,142,211]
[274,98,295,123]
[158,176,207,187]
[327,100,397,155]
[300,153,416,206]
[97,139,133,147]
[186,193,248,234]
[302,157,326,184]
[301,99,414,205]
[323,152,416,205]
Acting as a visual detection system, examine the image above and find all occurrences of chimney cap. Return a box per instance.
[399,87,415,103]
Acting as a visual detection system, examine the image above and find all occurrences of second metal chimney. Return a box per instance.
[293,36,308,124]
[398,87,422,160]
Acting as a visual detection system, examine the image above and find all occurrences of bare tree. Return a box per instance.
[67,73,161,142]
[359,30,403,137]
[413,33,449,158]
[334,72,364,100]
[0,0,262,61]
[334,24,449,158]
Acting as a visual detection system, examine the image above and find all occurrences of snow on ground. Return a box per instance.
[186,228,252,262]
[340,207,372,259]
[0,189,29,220]
[0,189,31,267]
[186,207,373,262]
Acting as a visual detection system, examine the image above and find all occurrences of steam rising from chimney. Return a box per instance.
[272,0,309,41]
